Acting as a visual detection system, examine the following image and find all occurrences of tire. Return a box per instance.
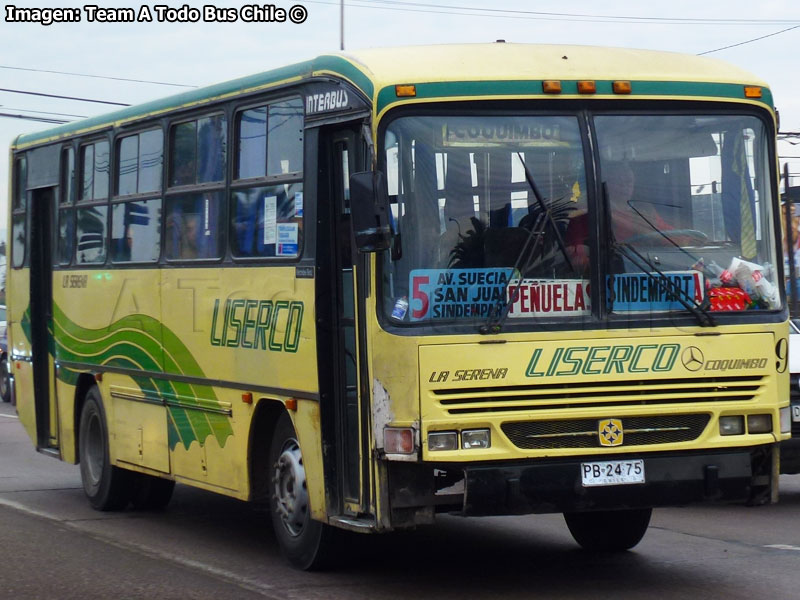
[130,473,175,510]
[78,386,132,511]
[0,357,10,403]
[564,508,652,552]
[269,412,336,570]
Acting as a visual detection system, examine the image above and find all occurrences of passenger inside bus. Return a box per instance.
[166,206,202,259]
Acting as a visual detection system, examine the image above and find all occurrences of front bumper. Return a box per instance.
[388,446,774,523]
[464,450,755,515]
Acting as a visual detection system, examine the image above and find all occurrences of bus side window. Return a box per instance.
[12,156,28,268]
[165,193,223,260]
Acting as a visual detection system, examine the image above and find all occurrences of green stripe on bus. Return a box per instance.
[375,80,774,113]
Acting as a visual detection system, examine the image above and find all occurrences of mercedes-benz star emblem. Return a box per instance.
[681,346,704,371]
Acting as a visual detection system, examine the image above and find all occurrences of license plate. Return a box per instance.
[581,459,645,487]
[793,405,800,423]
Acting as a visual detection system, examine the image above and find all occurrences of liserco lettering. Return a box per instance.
[210,299,303,352]
[526,344,680,377]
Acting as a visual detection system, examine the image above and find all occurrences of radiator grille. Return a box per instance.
[433,375,763,415]
[501,414,711,450]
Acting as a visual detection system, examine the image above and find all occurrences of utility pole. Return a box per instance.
[340,0,344,50]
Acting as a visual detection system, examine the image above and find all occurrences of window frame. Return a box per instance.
[164,111,229,264]
[111,127,164,264]
[79,137,110,203]
[75,136,111,266]
[230,95,305,262]
[57,145,76,266]
[11,155,28,269]
[168,111,227,191]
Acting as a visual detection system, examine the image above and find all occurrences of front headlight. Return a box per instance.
[461,429,491,449]
[719,416,744,436]
[747,414,772,434]
[428,431,458,451]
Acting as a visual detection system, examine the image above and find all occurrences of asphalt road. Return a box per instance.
[2,401,800,599]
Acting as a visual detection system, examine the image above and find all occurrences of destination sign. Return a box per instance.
[507,279,590,318]
[442,121,566,147]
[609,271,704,312]
[409,268,514,321]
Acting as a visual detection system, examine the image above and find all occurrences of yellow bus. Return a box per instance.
[7,43,791,569]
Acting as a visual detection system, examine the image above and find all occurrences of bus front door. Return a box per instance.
[28,186,59,452]
[316,124,372,519]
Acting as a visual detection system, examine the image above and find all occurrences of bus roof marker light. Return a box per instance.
[613,81,632,94]
[577,80,596,94]
[395,84,416,98]
[744,86,762,98]
[542,80,561,94]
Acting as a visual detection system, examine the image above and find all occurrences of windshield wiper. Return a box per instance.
[480,211,548,334]
[517,153,576,274]
[480,153,575,334]
[612,242,714,327]
[604,185,714,327]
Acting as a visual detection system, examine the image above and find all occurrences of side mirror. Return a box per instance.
[349,171,392,252]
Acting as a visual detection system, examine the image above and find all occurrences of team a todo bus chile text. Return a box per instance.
[4,4,304,25]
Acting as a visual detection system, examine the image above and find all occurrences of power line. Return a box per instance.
[0,112,69,124]
[0,64,196,88]
[311,0,800,25]
[698,25,800,55]
[1,106,88,118]
[358,0,800,24]
[0,88,129,106]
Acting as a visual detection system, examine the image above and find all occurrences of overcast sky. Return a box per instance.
[3,0,800,232]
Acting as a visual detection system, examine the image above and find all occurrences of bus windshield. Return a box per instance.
[382,112,779,326]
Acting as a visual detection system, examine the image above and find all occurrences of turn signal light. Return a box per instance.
[781,407,791,434]
[744,86,762,98]
[385,427,415,454]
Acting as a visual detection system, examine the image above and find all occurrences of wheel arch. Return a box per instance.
[248,398,287,503]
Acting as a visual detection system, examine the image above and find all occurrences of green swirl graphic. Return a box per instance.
[22,304,233,451]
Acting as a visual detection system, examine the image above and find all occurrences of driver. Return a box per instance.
[605,160,670,241]
[565,161,676,270]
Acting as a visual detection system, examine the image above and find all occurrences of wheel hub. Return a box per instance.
[84,413,104,487]
[273,438,309,537]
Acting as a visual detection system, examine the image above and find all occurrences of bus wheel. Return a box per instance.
[78,386,132,511]
[131,473,175,510]
[0,356,10,403]
[269,412,335,570]
[564,508,652,552]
